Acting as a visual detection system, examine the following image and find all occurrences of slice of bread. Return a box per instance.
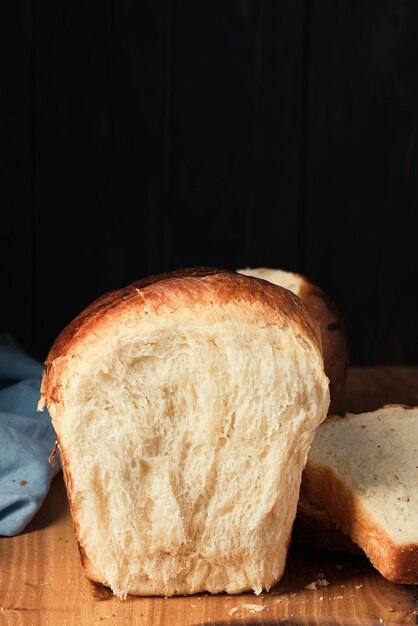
[237,268,348,413]
[302,405,418,584]
[39,267,329,599]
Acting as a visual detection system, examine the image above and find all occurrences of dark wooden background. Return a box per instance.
[1,0,418,365]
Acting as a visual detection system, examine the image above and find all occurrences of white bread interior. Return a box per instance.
[40,270,330,598]
[303,405,418,584]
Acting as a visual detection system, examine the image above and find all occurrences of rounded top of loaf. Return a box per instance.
[40,267,324,409]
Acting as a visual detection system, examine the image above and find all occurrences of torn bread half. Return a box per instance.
[39,267,330,599]
[302,404,418,584]
[237,268,348,413]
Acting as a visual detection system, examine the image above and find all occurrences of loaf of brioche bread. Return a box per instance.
[39,268,330,598]
[237,268,348,413]
[302,405,418,584]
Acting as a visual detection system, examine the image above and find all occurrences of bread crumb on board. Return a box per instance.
[242,603,266,613]
[305,582,317,590]
[305,578,330,590]
[227,607,238,616]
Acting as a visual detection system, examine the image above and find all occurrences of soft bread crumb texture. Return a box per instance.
[304,405,418,583]
[42,270,330,598]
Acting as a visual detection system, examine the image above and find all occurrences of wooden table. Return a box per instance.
[1,367,417,625]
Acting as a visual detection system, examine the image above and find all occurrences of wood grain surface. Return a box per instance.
[0,367,417,625]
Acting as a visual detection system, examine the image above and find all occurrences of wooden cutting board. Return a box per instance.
[1,367,417,625]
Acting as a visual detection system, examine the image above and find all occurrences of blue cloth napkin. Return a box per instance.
[0,334,60,536]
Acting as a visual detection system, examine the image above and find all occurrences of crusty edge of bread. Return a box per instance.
[303,455,418,584]
[39,267,323,411]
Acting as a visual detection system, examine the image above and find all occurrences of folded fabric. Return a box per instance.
[0,334,60,536]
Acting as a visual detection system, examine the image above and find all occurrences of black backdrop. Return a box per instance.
[2,0,418,364]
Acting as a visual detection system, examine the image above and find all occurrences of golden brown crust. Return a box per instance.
[40,268,225,406]
[44,267,224,365]
[40,267,323,411]
[303,460,418,584]
[297,279,348,414]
